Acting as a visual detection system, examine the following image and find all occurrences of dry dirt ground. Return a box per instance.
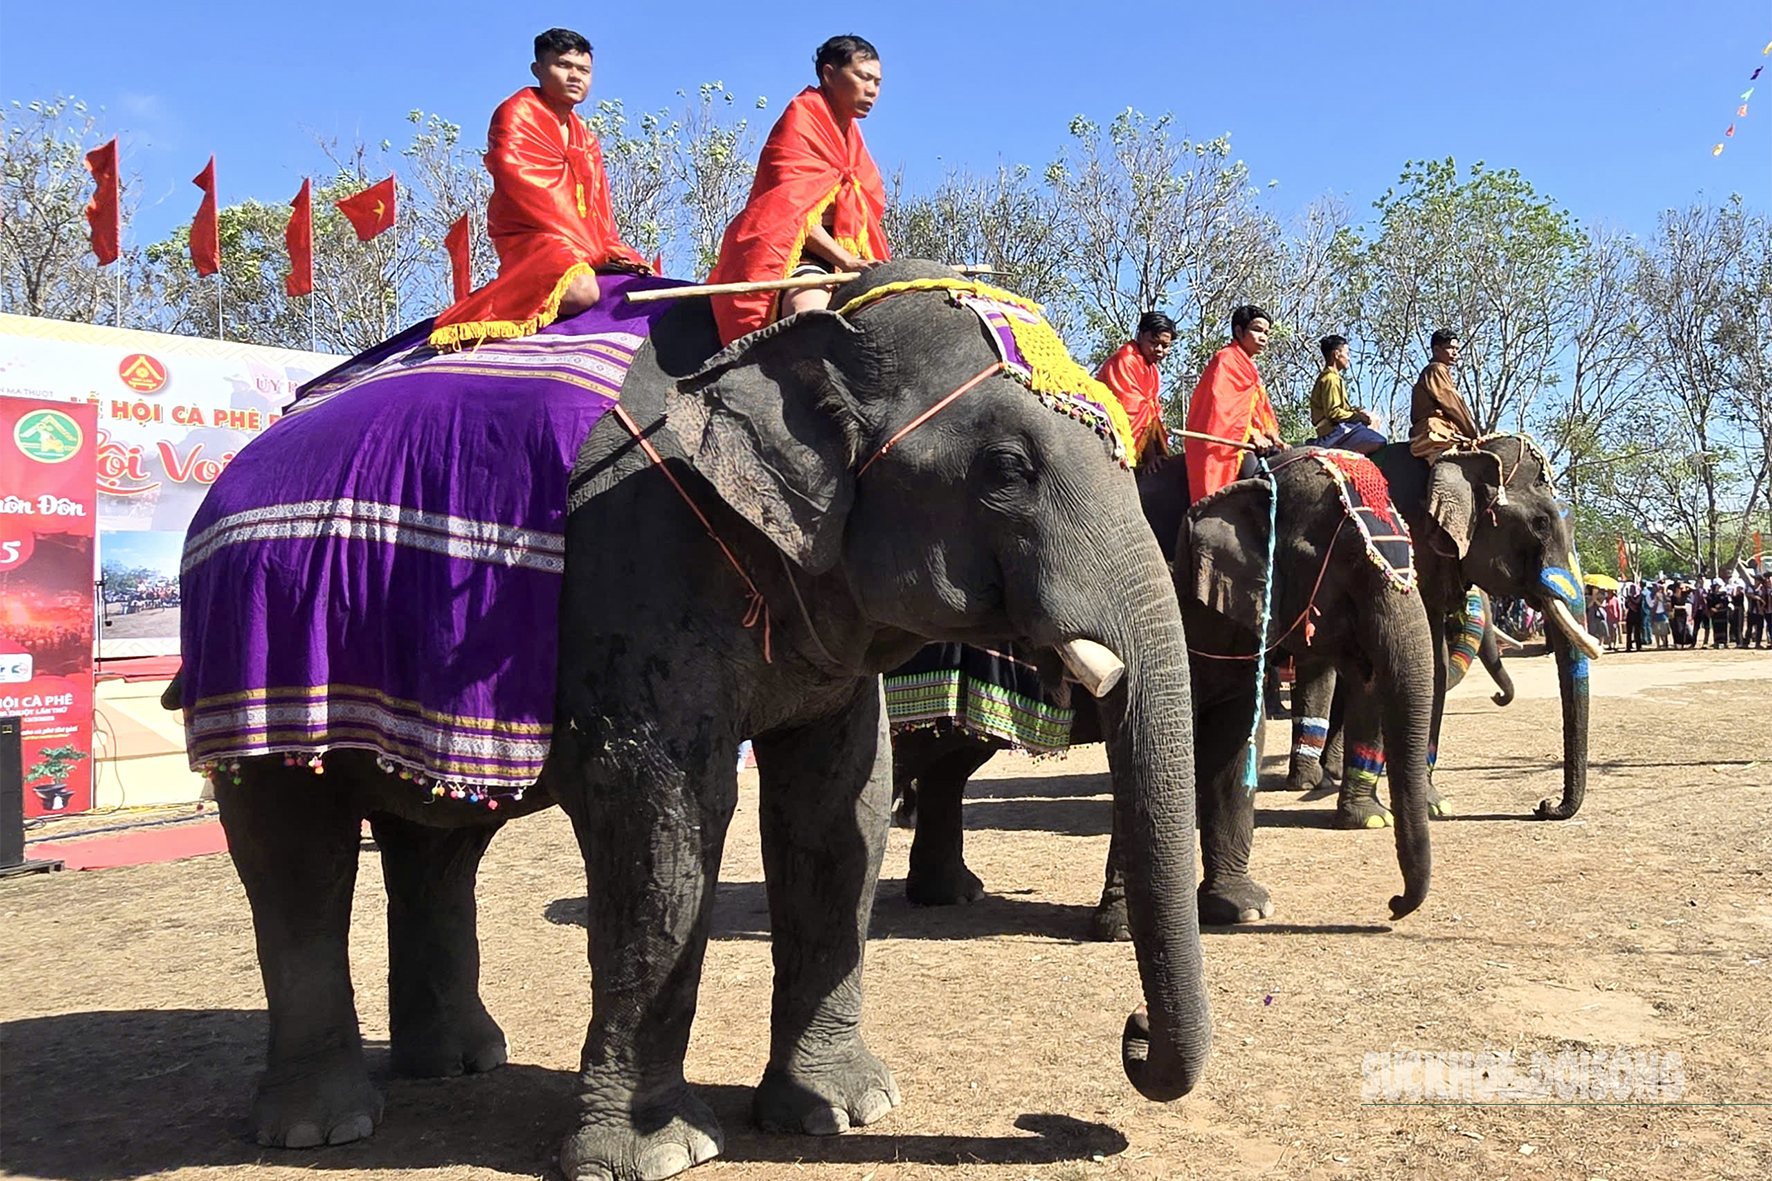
[4,647,1770,1181]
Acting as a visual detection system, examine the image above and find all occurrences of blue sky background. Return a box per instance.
[4,1,1767,246]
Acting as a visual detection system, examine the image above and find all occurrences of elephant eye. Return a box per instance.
[984,444,1036,488]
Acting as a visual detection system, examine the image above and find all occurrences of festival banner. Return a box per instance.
[0,397,98,816]
[0,314,338,656]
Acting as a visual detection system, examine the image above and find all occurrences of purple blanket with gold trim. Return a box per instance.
[179,273,682,804]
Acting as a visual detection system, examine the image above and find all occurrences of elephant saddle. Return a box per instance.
[1305,449,1417,593]
[178,273,685,806]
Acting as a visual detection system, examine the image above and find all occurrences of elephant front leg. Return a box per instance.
[370,812,508,1079]
[556,737,734,1181]
[751,683,900,1136]
[1195,698,1272,925]
[1286,662,1336,795]
[1336,685,1393,829]
[215,769,383,1148]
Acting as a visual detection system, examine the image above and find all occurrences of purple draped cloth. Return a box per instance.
[180,273,683,804]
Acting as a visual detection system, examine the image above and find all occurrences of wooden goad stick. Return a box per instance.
[625,272,864,304]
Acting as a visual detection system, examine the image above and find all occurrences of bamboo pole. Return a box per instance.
[625,271,863,303]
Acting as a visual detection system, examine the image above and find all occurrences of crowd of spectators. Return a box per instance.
[1493,571,1770,653]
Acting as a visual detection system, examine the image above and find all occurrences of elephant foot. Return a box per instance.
[1198,877,1273,926]
[905,859,984,906]
[753,1044,900,1135]
[562,1084,724,1181]
[390,1001,509,1078]
[252,1052,384,1148]
[1335,780,1392,829]
[1286,759,1324,794]
[1425,783,1453,820]
[1090,891,1131,942]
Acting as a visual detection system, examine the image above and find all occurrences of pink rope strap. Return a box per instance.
[613,403,771,662]
[857,363,1004,478]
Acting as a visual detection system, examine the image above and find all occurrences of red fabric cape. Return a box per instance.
[707,87,889,344]
[1184,344,1278,504]
[431,88,644,349]
[1096,342,1163,457]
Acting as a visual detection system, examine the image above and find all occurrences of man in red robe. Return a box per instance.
[707,35,890,345]
[430,28,648,349]
[1184,304,1284,504]
[1096,310,1175,464]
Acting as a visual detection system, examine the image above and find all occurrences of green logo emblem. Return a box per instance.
[13,409,83,464]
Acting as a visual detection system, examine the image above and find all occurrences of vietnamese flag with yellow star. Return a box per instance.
[336,176,397,241]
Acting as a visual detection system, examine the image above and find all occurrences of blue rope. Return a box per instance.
[1244,454,1277,794]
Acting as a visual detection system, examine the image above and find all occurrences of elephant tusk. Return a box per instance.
[1546,600,1603,661]
[1057,638,1126,698]
[1493,629,1525,650]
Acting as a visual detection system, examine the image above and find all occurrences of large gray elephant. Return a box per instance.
[1373,440,1600,820]
[183,260,1209,1180]
[895,447,1435,932]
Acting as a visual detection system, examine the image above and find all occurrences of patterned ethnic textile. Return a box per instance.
[1300,448,1416,593]
[1447,588,1487,685]
[180,273,684,806]
[884,643,1072,754]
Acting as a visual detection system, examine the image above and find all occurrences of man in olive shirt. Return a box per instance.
[1310,334,1386,455]
[1409,329,1481,459]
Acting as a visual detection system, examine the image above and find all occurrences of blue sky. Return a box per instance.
[4,0,1767,247]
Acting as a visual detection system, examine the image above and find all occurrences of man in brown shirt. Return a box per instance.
[1409,329,1481,459]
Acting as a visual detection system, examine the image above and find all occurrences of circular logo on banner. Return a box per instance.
[118,353,168,393]
[13,409,84,464]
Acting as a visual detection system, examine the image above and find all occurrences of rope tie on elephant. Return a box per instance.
[612,403,773,663]
[1243,454,1279,793]
[1188,523,1344,665]
[858,362,1005,477]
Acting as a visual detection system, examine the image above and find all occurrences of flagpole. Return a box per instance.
[393,198,402,330]
[309,292,317,353]
[215,272,223,341]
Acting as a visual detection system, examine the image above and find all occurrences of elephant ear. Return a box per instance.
[1182,478,1274,636]
[1424,453,1484,560]
[665,311,864,575]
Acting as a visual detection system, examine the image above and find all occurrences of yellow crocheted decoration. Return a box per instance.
[835,277,1139,466]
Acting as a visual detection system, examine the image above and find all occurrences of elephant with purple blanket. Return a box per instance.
[172,260,1212,1181]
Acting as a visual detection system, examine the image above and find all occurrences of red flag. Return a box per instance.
[336,176,397,241]
[1616,535,1629,578]
[651,253,663,277]
[84,138,120,265]
[285,180,314,298]
[190,156,219,277]
[444,214,471,302]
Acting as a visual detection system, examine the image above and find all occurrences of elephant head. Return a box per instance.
[1412,437,1597,819]
[663,259,1210,1100]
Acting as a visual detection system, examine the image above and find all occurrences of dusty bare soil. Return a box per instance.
[4,648,1770,1181]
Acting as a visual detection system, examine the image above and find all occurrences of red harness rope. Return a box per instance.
[613,403,771,662]
[615,360,1004,664]
[857,363,1004,478]
[1188,521,1343,661]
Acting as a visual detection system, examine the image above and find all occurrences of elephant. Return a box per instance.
[1285,586,1516,814]
[1373,439,1600,820]
[893,445,1435,933]
[177,260,1210,1179]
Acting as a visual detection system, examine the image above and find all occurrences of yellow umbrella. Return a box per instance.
[1582,573,1620,591]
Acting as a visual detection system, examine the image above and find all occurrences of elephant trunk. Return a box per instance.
[1537,620,1591,820]
[1090,540,1211,1102]
[1371,599,1434,919]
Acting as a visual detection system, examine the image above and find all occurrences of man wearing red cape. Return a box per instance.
[1096,310,1177,464]
[1184,304,1284,504]
[431,28,648,350]
[707,35,890,345]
